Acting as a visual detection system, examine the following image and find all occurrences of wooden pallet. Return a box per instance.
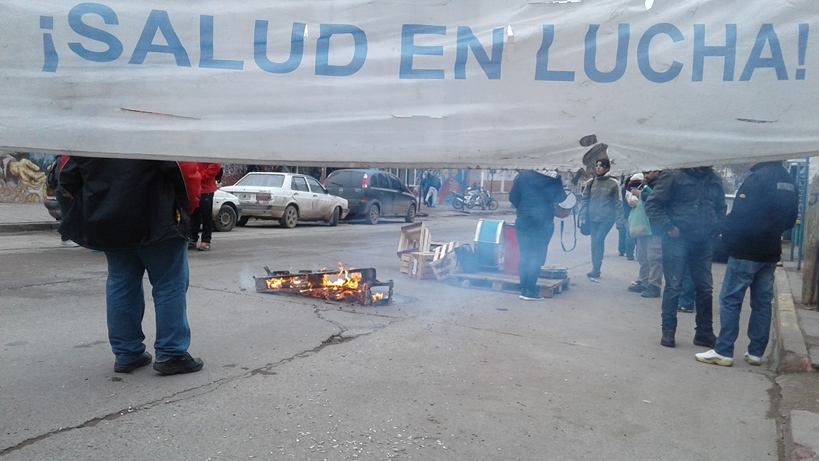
[447,271,570,298]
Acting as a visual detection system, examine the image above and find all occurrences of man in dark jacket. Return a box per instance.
[696,161,798,367]
[59,158,204,375]
[645,167,726,348]
[509,169,568,301]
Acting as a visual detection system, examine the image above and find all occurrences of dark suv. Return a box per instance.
[324,169,417,224]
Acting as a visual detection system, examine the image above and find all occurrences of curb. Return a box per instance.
[774,267,813,373]
[0,222,60,234]
[787,410,819,461]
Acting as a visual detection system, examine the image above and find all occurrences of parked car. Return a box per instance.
[220,172,348,228]
[44,190,243,232]
[212,190,242,232]
[323,169,417,224]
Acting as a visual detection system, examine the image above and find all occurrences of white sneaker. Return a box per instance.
[61,240,79,248]
[744,352,762,366]
[695,349,733,367]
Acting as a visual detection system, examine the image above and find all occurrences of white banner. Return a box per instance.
[0,0,817,172]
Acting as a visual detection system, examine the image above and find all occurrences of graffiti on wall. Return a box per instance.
[0,152,55,203]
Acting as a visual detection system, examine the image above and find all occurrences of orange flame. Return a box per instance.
[263,263,386,304]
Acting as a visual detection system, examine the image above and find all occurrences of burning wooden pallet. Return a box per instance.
[254,265,393,306]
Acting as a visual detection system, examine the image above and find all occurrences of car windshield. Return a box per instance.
[236,174,285,188]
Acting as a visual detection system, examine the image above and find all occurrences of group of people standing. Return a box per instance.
[420,170,442,208]
[510,159,799,367]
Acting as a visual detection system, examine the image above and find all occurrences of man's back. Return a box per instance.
[59,158,189,251]
[722,162,798,262]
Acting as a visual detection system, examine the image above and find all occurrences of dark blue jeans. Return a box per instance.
[714,258,776,358]
[104,238,191,364]
[191,192,214,244]
[516,215,554,294]
[660,235,714,335]
[589,220,614,272]
[678,266,696,309]
[618,225,635,258]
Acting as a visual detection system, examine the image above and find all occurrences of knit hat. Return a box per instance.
[627,172,644,189]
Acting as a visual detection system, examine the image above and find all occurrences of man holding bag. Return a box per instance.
[626,171,663,298]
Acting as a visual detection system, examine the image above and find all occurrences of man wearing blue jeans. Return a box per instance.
[579,158,624,279]
[509,169,567,301]
[645,167,726,348]
[59,158,204,375]
[696,162,798,366]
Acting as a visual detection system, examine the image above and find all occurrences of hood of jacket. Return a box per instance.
[509,170,567,219]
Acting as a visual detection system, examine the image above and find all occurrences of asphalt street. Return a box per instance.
[0,210,785,460]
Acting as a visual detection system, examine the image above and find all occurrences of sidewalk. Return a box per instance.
[776,254,819,461]
[0,201,60,233]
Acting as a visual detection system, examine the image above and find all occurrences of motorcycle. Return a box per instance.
[450,187,498,211]
[465,187,498,211]
[450,191,466,210]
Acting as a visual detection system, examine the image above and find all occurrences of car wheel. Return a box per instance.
[365,204,380,225]
[329,207,340,227]
[405,204,416,223]
[280,205,298,228]
[213,205,237,232]
[237,216,249,227]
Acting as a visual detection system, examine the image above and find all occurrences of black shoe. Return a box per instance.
[114,351,153,373]
[586,270,601,278]
[626,256,635,261]
[693,333,716,348]
[661,331,675,348]
[628,282,646,293]
[641,287,661,298]
[153,352,204,375]
[519,290,545,301]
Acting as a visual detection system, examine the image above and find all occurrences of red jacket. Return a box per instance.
[179,162,201,212]
[198,163,222,194]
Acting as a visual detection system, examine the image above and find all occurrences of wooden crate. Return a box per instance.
[429,241,458,280]
[397,222,431,257]
[410,252,436,279]
[539,266,569,279]
[399,253,412,274]
[430,252,457,280]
